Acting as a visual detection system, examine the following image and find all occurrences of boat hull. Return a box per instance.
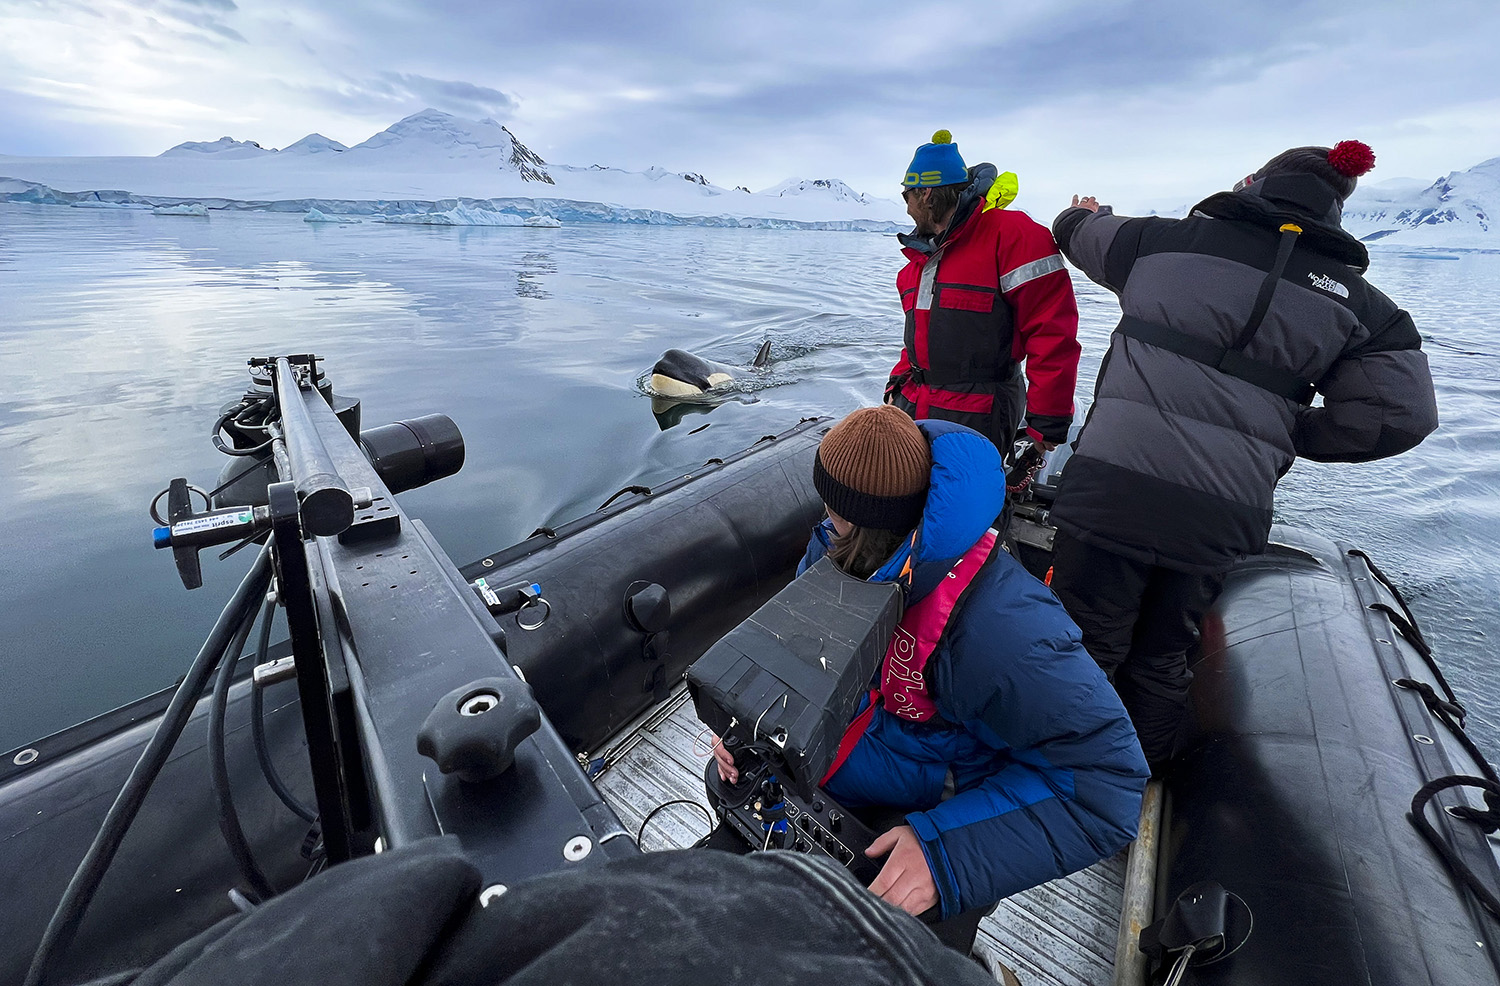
[1163,528,1500,984]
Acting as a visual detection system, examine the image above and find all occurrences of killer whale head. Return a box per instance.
[648,339,772,398]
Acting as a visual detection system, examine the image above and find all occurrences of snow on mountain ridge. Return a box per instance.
[349,109,553,183]
[1344,156,1498,246]
[160,136,274,159]
[766,178,873,204]
[2,109,907,228]
[282,134,348,155]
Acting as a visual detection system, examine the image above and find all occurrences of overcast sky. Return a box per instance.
[2,0,1498,213]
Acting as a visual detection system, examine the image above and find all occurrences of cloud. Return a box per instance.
[282,72,519,130]
[380,74,519,120]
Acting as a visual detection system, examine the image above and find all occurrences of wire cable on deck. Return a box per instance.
[637,799,715,849]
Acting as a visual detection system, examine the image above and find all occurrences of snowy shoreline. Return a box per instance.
[0,109,910,232]
[0,177,904,231]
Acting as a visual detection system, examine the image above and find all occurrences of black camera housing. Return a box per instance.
[686,556,901,800]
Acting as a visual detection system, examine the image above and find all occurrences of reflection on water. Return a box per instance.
[1,203,1497,755]
[650,398,727,431]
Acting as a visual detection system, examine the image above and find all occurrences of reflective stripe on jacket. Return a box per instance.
[889,190,1080,448]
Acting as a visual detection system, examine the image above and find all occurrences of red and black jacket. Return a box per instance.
[888,183,1080,447]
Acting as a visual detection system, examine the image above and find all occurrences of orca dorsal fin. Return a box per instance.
[753,339,772,368]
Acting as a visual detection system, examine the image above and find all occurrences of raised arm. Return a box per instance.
[1052,202,1174,296]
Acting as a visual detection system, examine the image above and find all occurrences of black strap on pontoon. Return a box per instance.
[1116,224,1318,405]
[1356,546,1500,921]
[1411,775,1500,920]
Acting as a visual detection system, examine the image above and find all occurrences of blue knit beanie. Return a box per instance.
[903,130,968,187]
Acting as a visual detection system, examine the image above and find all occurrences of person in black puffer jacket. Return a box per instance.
[1047,141,1439,769]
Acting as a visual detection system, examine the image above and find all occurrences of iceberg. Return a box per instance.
[373,203,552,226]
[304,208,361,223]
[152,203,208,216]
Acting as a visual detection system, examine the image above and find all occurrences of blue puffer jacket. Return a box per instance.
[800,420,1148,918]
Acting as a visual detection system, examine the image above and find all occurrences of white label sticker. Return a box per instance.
[173,511,252,536]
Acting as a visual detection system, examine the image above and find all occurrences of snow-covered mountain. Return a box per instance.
[1343,157,1499,248]
[282,133,348,155]
[0,109,903,229]
[766,178,875,205]
[346,110,552,183]
[160,136,274,159]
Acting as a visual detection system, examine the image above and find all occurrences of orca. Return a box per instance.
[649,340,772,399]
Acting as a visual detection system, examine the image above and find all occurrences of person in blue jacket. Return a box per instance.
[708,405,1148,952]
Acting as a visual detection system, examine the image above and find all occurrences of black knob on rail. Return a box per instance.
[417,677,541,783]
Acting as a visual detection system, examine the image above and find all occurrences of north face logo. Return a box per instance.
[1307,272,1349,298]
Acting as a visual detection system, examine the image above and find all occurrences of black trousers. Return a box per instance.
[1048,530,1225,770]
[699,807,991,954]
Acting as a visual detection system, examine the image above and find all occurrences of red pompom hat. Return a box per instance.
[1328,140,1376,178]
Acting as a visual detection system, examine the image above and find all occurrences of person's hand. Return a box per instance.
[1042,440,1059,451]
[865,825,939,916]
[709,733,738,784]
[1071,194,1100,213]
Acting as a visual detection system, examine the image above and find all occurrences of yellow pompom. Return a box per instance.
[931,129,952,144]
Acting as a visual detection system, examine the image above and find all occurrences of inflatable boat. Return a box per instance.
[2,356,1496,986]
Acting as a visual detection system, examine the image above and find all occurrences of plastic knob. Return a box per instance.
[416,677,541,783]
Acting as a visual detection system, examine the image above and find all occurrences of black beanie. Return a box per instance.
[812,406,931,533]
[1255,141,1375,204]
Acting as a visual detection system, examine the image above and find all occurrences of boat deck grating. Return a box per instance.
[593,687,1126,984]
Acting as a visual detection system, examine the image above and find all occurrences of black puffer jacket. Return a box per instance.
[1050,176,1439,573]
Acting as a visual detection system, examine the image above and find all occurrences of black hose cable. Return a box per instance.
[22,547,274,986]
[637,799,715,848]
[1410,775,1500,921]
[213,401,277,457]
[250,600,316,823]
[208,589,279,903]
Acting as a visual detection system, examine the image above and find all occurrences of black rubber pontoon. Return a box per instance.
[1161,527,1500,985]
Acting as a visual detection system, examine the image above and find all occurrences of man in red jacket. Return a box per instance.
[886,131,1081,455]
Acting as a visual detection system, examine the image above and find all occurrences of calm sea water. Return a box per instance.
[1,203,1497,753]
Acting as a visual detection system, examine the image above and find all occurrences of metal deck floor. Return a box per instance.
[593,687,1127,985]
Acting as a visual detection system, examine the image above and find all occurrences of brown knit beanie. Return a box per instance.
[813,406,931,533]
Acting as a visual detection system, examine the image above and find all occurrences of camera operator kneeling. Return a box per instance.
[701,406,1149,956]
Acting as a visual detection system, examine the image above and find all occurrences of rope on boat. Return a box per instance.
[1351,549,1500,923]
[598,485,652,510]
[1411,776,1500,920]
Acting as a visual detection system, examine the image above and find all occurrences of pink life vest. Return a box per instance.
[820,529,1001,785]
